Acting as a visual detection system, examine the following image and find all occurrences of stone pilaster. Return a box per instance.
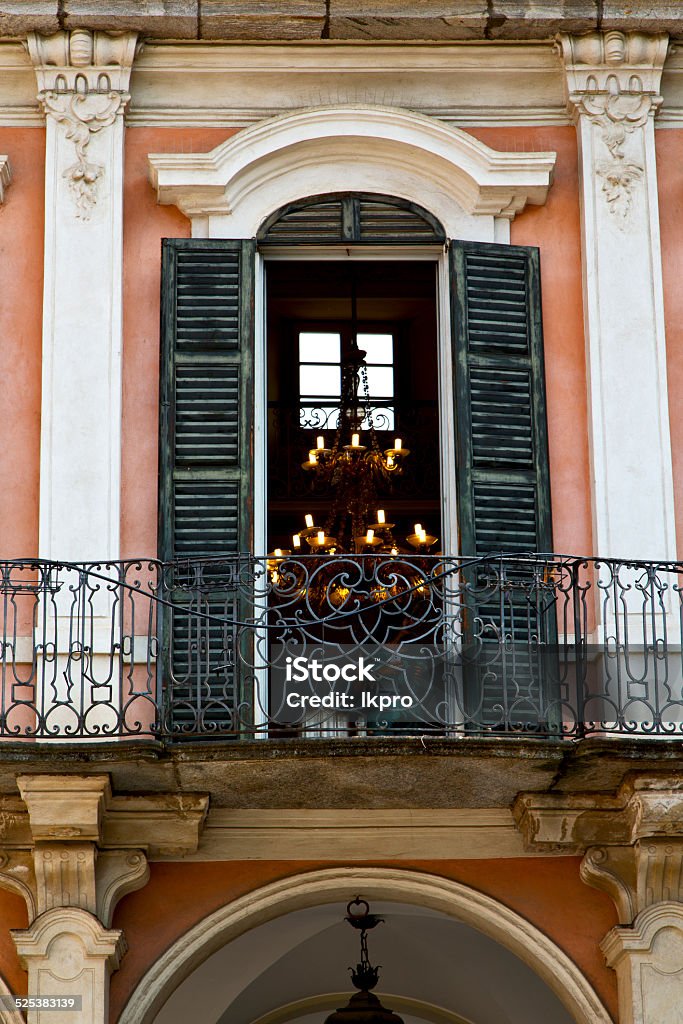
[27,29,138,566]
[13,908,125,1024]
[559,32,676,576]
[0,775,208,1024]
[514,773,683,1024]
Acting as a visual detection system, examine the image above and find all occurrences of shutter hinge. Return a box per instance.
[444,241,450,254]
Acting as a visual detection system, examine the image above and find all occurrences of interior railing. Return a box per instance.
[0,554,682,740]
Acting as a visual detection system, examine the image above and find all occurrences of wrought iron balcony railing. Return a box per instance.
[0,554,682,741]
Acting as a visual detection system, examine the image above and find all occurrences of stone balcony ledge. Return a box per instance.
[0,736,681,809]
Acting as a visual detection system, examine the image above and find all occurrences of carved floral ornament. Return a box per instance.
[26,29,139,219]
[560,30,669,223]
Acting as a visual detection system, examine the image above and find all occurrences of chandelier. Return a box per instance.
[275,272,438,558]
[323,897,405,1024]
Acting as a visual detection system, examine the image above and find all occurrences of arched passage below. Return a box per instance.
[118,867,612,1024]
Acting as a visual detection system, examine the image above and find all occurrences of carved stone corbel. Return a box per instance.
[559,31,668,221]
[0,776,208,925]
[26,29,138,218]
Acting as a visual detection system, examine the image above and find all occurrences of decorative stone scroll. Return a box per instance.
[27,30,138,219]
[26,30,140,567]
[560,31,668,222]
[0,156,11,203]
[558,31,677,579]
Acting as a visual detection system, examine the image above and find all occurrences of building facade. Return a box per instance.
[0,2,683,1022]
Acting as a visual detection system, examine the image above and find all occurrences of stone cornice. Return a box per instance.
[149,103,556,235]
[3,3,683,42]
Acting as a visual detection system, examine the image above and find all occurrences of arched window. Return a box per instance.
[158,192,552,734]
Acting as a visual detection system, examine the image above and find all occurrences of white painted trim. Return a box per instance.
[252,250,269,734]
[118,867,612,1024]
[437,251,457,557]
[254,251,267,560]
[148,104,556,239]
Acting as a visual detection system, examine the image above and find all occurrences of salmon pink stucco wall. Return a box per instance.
[121,125,591,558]
[471,127,592,557]
[121,128,237,558]
[656,128,683,559]
[110,857,618,1023]
[0,129,44,558]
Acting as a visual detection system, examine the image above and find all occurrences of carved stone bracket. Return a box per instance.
[514,774,683,925]
[559,31,668,222]
[26,29,138,219]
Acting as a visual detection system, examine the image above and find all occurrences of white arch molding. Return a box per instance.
[118,867,612,1024]
[0,970,27,1024]
[147,104,556,240]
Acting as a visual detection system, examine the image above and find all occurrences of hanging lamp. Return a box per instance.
[323,897,405,1024]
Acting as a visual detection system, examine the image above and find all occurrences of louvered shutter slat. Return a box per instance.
[258,194,445,244]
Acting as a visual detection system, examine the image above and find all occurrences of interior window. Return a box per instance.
[298,330,396,431]
[266,260,440,553]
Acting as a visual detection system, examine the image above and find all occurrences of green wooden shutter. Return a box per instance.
[451,240,551,557]
[450,240,557,731]
[159,239,254,561]
[159,239,255,736]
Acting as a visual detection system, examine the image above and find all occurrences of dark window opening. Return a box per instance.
[266,260,441,554]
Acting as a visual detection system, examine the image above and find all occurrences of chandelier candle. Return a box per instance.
[294,332,435,552]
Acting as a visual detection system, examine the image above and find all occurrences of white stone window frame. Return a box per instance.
[148,103,556,559]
